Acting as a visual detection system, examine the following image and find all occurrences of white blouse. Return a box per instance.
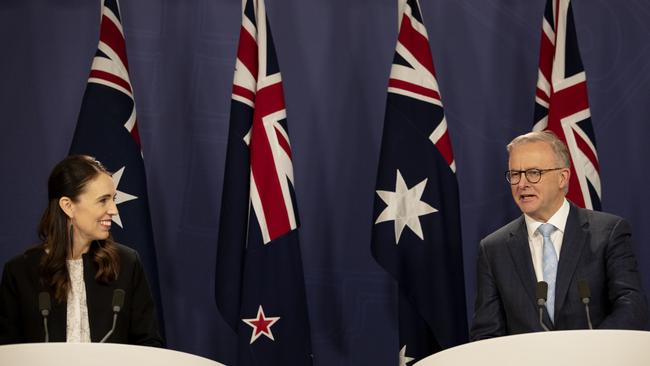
[66,258,91,342]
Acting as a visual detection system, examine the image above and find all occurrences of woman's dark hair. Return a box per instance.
[38,155,120,302]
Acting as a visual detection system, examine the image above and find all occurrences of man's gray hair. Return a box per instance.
[506,130,571,168]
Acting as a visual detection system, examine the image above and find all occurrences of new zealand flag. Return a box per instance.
[214,0,312,364]
[69,0,164,331]
[371,0,467,363]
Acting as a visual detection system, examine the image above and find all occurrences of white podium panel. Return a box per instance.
[416,330,650,366]
[0,343,225,366]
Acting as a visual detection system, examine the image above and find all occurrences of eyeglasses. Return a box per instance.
[505,168,564,185]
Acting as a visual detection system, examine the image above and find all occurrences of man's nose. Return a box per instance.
[517,174,530,188]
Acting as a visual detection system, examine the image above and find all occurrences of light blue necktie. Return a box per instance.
[539,223,558,322]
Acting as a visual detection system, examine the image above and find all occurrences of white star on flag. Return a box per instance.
[111,166,138,228]
[242,305,281,344]
[375,169,437,244]
[399,345,415,366]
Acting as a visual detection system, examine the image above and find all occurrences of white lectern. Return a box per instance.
[415,330,650,366]
[0,343,225,366]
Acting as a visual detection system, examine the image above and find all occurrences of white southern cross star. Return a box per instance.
[111,166,138,228]
[399,345,415,366]
[375,169,437,244]
[242,305,280,344]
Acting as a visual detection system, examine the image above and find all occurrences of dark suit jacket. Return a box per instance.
[0,242,163,346]
[470,204,648,341]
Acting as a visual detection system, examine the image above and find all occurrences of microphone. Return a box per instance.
[535,281,550,331]
[38,292,51,342]
[100,289,125,343]
[578,280,593,330]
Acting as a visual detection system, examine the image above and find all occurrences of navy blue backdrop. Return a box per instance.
[1,1,649,364]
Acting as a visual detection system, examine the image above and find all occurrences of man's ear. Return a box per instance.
[59,197,74,219]
[559,168,571,189]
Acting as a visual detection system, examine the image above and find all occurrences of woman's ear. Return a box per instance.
[59,197,74,219]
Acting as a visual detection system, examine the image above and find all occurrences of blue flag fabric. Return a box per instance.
[214,0,312,365]
[69,0,164,332]
[371,0,468,363]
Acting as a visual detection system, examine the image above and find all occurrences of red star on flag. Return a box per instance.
[242,305,281,344]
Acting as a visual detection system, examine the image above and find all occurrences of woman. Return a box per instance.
[0,155,163,346]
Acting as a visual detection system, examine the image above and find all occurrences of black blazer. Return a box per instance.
[0,243,163,346]
[470,204,648,341]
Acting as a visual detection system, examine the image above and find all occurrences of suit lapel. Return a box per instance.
[506,217,539,308]
[554,204,587,318]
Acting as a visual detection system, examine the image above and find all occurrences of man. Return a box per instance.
[470,131,647,340]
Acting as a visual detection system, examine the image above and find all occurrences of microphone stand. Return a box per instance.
[100,312,119,343]
[578,280,594,330]
[536,281,550,332]
[38,292,51,342]
[537,299,550,332]
[100,289,125,343]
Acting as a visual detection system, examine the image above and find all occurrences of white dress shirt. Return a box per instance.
[524,199,570,282]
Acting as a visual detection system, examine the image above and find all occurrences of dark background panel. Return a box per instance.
[1,0,648,364]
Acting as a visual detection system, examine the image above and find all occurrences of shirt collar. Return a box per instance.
[524,199,570,238]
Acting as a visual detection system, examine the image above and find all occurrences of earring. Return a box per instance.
[68,225,75,251]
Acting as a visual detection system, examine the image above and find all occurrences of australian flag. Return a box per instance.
[214,0,312,364]
[371,0,467,363]
[69,0,164,330]
[533,0,601,210]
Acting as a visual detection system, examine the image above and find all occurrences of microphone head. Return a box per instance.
[578,280,591,304]
[536,281,548,305]
[38,292,51,316]
[112,289,125,313]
